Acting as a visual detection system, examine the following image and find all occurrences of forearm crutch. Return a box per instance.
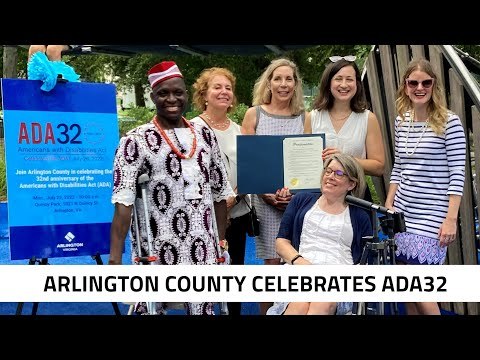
[210,200,230,315]
[132,173,157,315]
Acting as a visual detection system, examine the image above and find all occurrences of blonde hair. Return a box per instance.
[322,153,366,198]
[192,67,238,113]
[252,58,305,116]
[395,58,450,136]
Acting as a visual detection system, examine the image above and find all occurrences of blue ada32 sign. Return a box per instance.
[1,78,119,260]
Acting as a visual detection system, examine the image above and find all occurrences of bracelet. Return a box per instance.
[290,254,303,265]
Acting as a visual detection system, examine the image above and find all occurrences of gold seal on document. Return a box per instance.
[290,178,299,187]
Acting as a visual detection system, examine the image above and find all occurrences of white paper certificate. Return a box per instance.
[283,136,324,190]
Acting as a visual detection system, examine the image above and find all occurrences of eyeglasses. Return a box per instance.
[324,167,347,179]
[329,55,357,63]
[406,78,434,89]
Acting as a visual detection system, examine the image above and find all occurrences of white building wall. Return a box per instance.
[119,88,154,109]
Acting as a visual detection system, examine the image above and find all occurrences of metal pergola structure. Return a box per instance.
[62,44,315,57]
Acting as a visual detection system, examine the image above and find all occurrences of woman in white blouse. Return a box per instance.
[268,153,372,315]
[190,67,251,316]
[304,56,385,200]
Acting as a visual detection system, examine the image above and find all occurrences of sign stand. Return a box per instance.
[15,253,122,315]
[15,257,48,315]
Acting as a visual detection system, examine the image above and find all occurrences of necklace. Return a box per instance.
[405,110,429,156]
[202,113,230,130]
[153,116,197,159]
[280,116,295,128]
[329,110,352,122]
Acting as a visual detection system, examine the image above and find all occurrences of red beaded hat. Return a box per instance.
[147,61,183,88]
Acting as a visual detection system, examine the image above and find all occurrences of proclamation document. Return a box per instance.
[283,136,324,190]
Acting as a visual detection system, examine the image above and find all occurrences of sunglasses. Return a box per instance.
[406,78,434,89]
[324,167,347,179]
[329,55,356,63]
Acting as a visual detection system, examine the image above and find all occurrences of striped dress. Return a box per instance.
[390,112,466,263]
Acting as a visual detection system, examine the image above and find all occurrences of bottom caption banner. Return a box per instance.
[0,265,478,302]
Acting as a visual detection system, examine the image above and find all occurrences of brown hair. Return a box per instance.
[312,59,368,112]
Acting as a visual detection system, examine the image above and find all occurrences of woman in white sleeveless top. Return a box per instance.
[304,56,385,189]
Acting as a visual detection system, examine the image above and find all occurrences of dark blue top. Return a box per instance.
[277,192,372,264]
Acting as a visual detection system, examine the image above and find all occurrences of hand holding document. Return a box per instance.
[283,137,324,190]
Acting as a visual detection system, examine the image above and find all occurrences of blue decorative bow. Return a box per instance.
[27,52,80,91]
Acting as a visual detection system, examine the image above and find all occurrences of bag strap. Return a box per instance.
[243,195,253,211]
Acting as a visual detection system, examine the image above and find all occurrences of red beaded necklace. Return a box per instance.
[153,116,197,159]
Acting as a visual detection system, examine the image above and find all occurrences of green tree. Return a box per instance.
[0,46,28,80]
[456,45,480,59]
[289,45,371,87]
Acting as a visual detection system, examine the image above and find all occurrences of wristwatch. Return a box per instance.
[235,195,241,204]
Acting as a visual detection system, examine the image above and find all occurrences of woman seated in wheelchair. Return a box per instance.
[268,153,372,315]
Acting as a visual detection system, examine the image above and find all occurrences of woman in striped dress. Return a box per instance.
[385,58,466,315]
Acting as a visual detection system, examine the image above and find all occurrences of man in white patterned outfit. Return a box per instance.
[108,61,232,315]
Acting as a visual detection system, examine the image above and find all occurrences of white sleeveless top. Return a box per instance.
[310,109,369,159]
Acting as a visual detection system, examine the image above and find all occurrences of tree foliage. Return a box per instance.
[0,46,28,78]
[456,45,480,59]
[287,45,371,86]
[4,45,480,97]
[51,46,372,107]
